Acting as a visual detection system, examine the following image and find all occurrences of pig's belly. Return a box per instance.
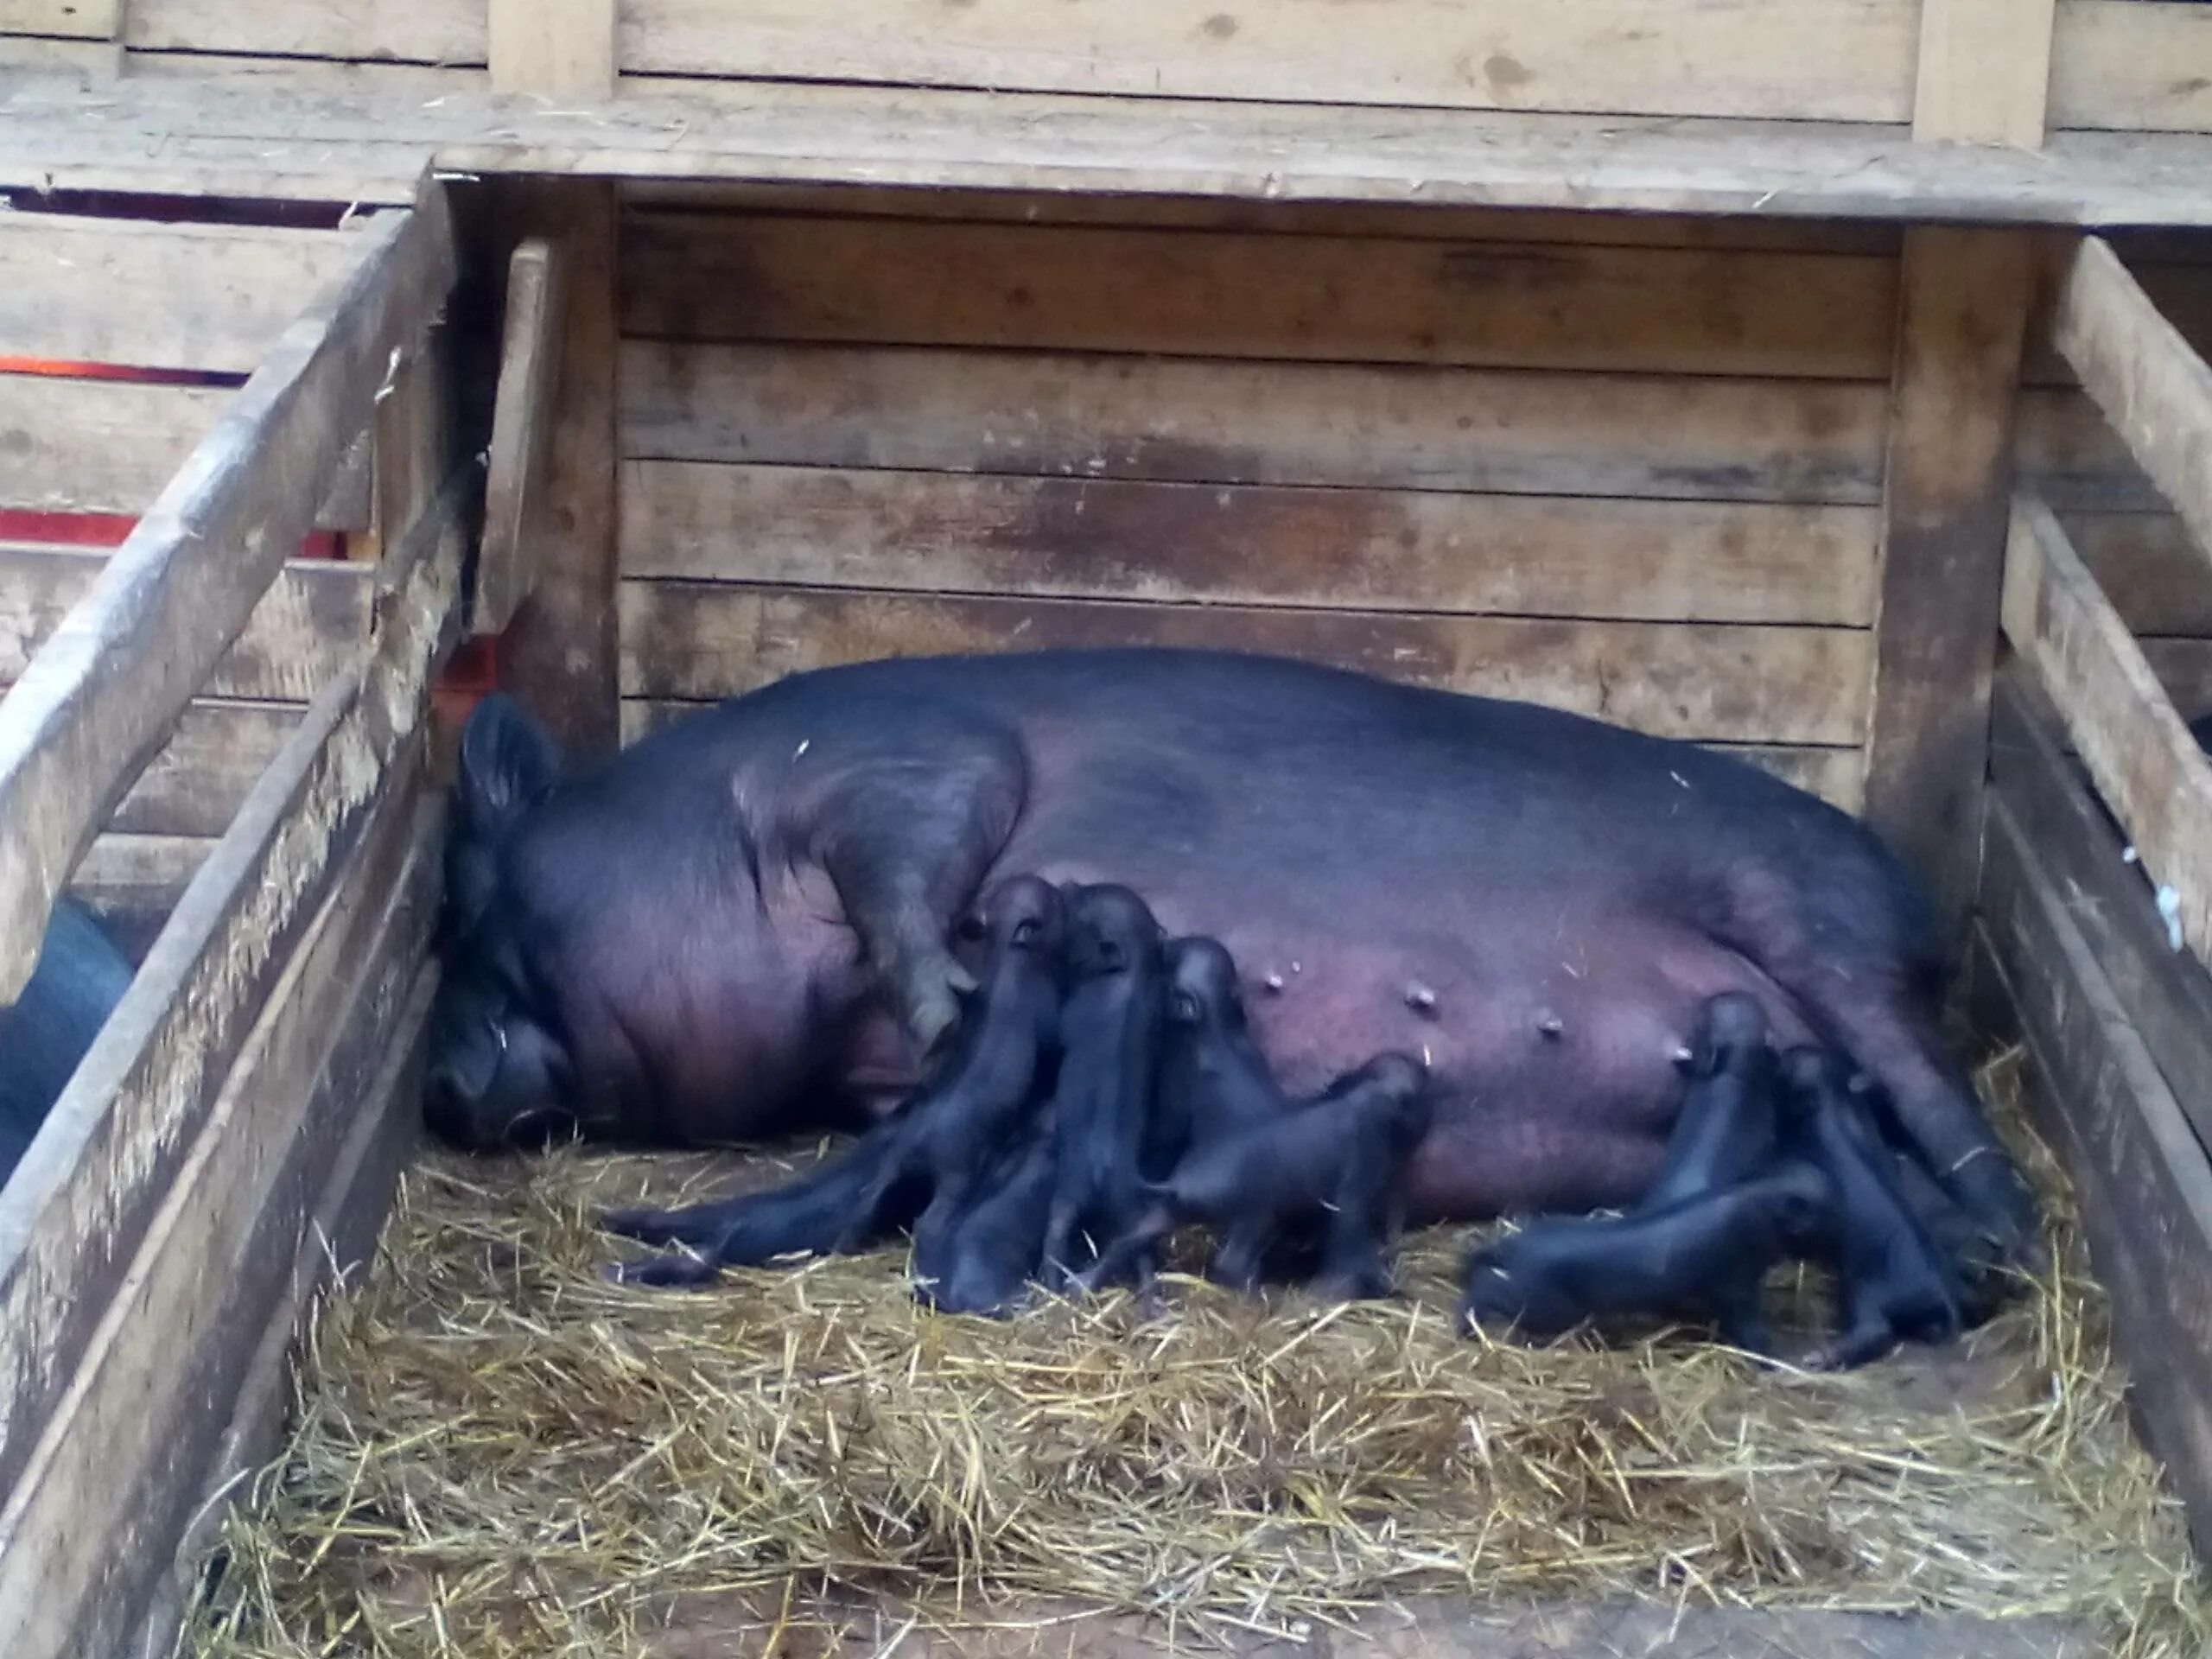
[995,831,1816,1224]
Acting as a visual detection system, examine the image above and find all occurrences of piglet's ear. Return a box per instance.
[456,692,563,839]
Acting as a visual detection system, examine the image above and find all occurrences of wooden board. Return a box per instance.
[2050,0,2212,134]
[2024,258,2212,388]
[619,342,1889,504]
[1989,671,2212,1151]
[101,701,297,837]
[0,0,118,37]
[0,193,454,998]
[616,581,1871,746]
[0,545,371,702]
[2145,636,2212,720]
[620,462,1879,628]
[495,180,620,753]
[620,213,1900,380]
[65,831,209,920]
[2052,238,2212,572]
[476,237,567,633]
[1861,228,2035,944]
[0,376,371,527]
[490,0,613,95]
[613,183,1908,255]
[0,756,435,1659]
[2000,494,2212,960]
[617,0,1922,124]
[1974,795,2212,1549]
[0,477,463,1517]
[124,0,485,64]
[1914,0,2054,147]
[2065,512,2212,637]
[0,212,375,375]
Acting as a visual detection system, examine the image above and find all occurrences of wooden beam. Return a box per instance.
[0,188,455,1001]
[0,0,120,41]
[475,237,567,634]
[1862,0,2050,945]
[0,469,466,1515]
[1911,0,2055,147]
[2053,236,2212,570]
[489,0,614,98]
[1860,228,2034,935]
[2000,493,2212,963]
[494,180,620,753]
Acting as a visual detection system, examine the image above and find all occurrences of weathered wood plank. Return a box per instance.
[2013,388,2164,513]
[2053,237,2212,572]
[618,343,1888,504]
[614,183,1907,255]
[0,545,371,700]
[0,0,119,38]
[2000,494,2212,961]
[65,831,209,923]
[1861,227,2035,946]
[124,0,485,64]
[498,180,620,754]
[616,582,1872,746]
[0,461,464,1508]
[1974,793,2212,1549]
[618,0,1921,123]
[620,213,1900,380]
[1913,0,2056,147]
[100,700,297,838]
[2024,258,2212,388]
[477,238,567,634]
[492,0,613,96]
[619,462,1880,627]
[2050,0,2212,135]
[1989,671,2212,1150]
[0,375,372,527]
[0,192,455,998]
[2145,636,2212,721]
[0,753,435,1659]
[0,212,374,374]
[2066,511,2212,637]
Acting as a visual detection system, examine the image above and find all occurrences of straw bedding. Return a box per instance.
[182,1050,2210,1657]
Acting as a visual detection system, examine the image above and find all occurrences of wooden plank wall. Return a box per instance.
[0,207,384,935]
[613,189,1910,809]
[7,2,2207,135]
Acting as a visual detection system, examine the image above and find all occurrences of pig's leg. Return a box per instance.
[1802,1317,1898,1372]
[805,726,1027,1056]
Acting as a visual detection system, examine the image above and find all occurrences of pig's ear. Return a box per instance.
[456,693,563,838]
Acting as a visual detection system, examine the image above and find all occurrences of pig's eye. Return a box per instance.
[1098,940,1126,969]
[956,912,987,943]
[1012,918,1039,945]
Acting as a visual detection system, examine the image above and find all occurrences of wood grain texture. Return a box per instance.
[1913,0,2055,146]
[64,831,208,923]
[124,0,484,63]
[101,700,298,837]
[1861,227,2034,943]
[2065,511,2212,636]
[496,181,620,754]
[616,582,1871,746]
[0,474,462,1538]
[618,342,1888,504]
[619,462,1879,627]
[0,193,454,999]
[620,213,1900,380]
[1989,671,2212,1150]
[2053,237,2212,570]
[0,545,371,702]
[618,0,1921,123]
[477,238,568,633]
[491,0,613,95]
[0,212,372,373]
[1974,793,2212,1551]
[10,69,2212,226]
[2050,0,2212,134]
[0,376,372,527]
[0,753,434,1659]
[2024,257,2212,387]
[2000,494,2212,961]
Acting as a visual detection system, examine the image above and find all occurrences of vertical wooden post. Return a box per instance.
[491,179,622,755]
[488,0,616,99]
[1860,0,2055,952]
